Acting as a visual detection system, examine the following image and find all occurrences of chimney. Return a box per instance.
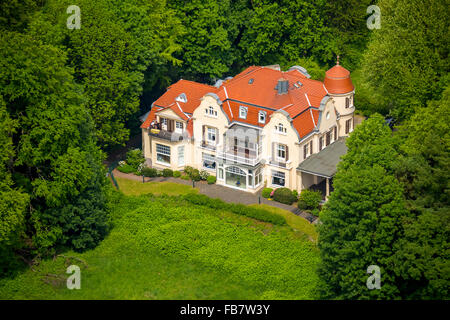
[277,78,289,95]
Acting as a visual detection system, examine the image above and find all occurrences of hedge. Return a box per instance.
[272,188,297,205]
[183,193,286,226]
[298,189,322,211]
[207,175,216,184]
[142,167,158,177]
[173,171,182,178]
[261,188,273,198]
[117,164,136,174]
[162,168,173,177]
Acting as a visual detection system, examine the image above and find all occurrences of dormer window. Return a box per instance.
[175,93,187,103]
[239,106,248,119]
[205,105,217,117]
[275,123,287,134]
[258,111,266,124]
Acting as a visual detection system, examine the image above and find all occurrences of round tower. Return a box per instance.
[324,56,355,136]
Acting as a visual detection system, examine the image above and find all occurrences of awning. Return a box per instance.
[297,137,348,178]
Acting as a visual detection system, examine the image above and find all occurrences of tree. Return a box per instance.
[318,115,408,299]
[27,0,184,149]
[391,87,450,299]
[360,0,450,120]
[0,31,111,256]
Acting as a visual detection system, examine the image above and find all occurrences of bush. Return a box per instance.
[162,168,173,177]
[117,164,136,174]
[173,171,181,178]
[292,190,298,200]
[183,194,286,225]
[126,149,145,171]
[297,189,322,211]
[272,188,297,205]
[310,208,320,217]
[157,170,163,177]
[142,167,157,178]
[190,169,201,181]
[261,188,273,198]
[199,170,209,180]
[184,166,194,177]
[207,175,216,184]
[180,175,190,180]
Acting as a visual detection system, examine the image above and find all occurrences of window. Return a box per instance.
[303,143,309,159]
[271,170,285,187]
[239,106,248,119]
[326,112,330,120]
[202,153,216,170]
[156,144,170,165]
[177,146,185,166]
[345,97,350,108]
[319,136,323,151]
[334,126,338,141]
[345,119,352,134]
[206,105,217,117]
[275,123,287,134]
[161,118,168,130]
[258,111,266,124]
[277,144,286,161]
[207,127,216,144]
[218,168,224,180]
[255,168,262,186]
[175,121,183,133]
[326,131,331,146]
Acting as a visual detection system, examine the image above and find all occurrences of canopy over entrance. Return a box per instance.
[297,137,348,179]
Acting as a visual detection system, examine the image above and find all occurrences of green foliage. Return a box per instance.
[261,188,273,199]
[181,175,190,181]
[360,0,450,120]
[162,168,173,177]
[117,164,136,174]
[125,149,145,171]
[0,31,110,257]
[207,175,217,184]
[184,193,287,226]
[173,170,182,178]
[190,169,201,181]
[0,195,319,299]
[298,190,322,211]
[272,188,297,205]
[142,167,158,178]
[183,166,194,176]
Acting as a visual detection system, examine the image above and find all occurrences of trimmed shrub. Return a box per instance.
[310,208,320,217]
[297,189,322,211]
[199,170,209,180]
[183,166,194,177]
[162,168,173,177]
[173,171,181,178]
[126,149,145,171]
[292,190,298,200]
[207,175,216,184]
[183,193,286,225]
[272,188,297,205]
[190,169,201,181]
[142,167,157,178]
[180,175,190,180]
[117,164,136,174]
[156,170,164,177]
[261,188,273,198]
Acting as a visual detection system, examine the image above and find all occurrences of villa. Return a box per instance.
[140,60,355,197]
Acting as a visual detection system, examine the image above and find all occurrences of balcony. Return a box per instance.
[148,124,186,142]
[216,145,262,167]
[200,141,216,151]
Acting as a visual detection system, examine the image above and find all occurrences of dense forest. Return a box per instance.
[0,0,448,299]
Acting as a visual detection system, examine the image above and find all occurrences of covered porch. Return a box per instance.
[297,138,347,200]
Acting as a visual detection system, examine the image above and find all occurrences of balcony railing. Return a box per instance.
[216,146,262,166]
[200,141,216,151]
[149,127,186,142]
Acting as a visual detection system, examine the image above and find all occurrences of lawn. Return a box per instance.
[115,177,197,196]
[0,193,320,299]
[249,204,318,242]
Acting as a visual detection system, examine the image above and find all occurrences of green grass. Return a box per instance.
[0,194,320,299]
[249,204,318,242]
[115,177,197,196]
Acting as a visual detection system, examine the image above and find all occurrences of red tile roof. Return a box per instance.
[323,65,354,94]
[141,64,352,139]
